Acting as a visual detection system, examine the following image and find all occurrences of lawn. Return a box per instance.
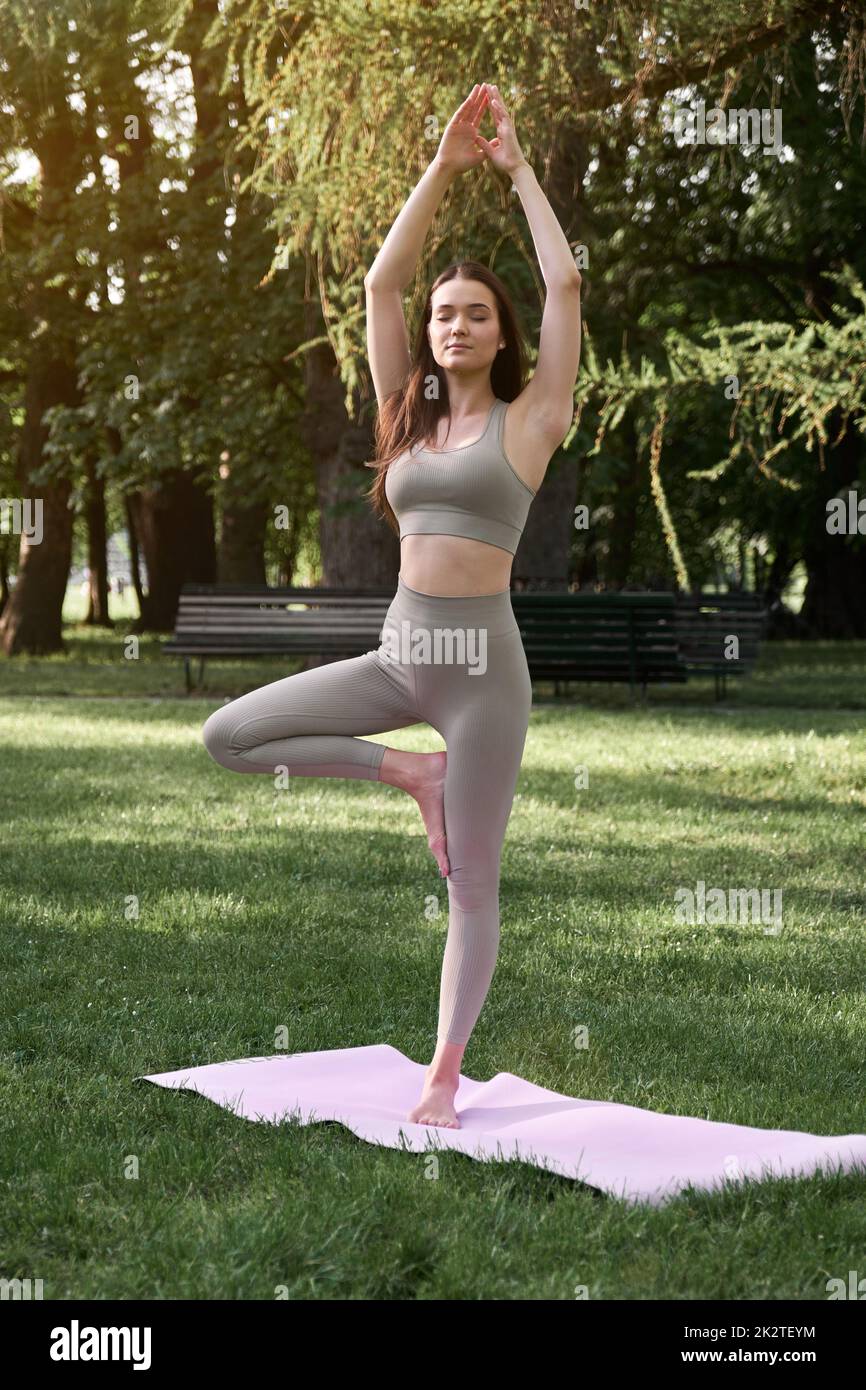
[1,630,864,1298]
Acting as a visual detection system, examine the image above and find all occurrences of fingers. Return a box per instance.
[455,83,480,118]
[471,85,489,124]
[481,84,507,133]
[485,82,506,113]
[461,82,498,129]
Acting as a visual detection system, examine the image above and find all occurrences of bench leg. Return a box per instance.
[183,657,206,693]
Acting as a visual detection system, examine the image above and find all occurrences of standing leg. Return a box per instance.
[435,686,530,1046]
[407,623,532,1126]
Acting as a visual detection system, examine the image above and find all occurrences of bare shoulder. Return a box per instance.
[501,389,573,496]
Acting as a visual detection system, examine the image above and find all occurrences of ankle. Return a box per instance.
[379,747,416,791]
[427,1042,465,1086]
[426,1067,459,1088]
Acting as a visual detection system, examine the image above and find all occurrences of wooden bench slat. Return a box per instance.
[164,585,766,696]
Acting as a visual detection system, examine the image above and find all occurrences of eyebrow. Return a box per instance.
[434,302,492,310]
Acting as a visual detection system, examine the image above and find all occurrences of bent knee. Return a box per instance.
[202,707,235,766]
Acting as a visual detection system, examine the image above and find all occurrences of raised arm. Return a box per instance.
[364,160,453,408]
[364,86,490,407]
[477,84,582,447]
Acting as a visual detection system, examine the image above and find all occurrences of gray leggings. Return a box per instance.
[201,574,532,1046]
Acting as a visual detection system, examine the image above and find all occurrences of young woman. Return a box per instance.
[203,83,581,1129]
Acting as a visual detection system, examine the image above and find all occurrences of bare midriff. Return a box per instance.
[394,401,537,596]
[398,534,513,597]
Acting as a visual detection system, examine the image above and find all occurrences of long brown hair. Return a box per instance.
[364,261,528,536]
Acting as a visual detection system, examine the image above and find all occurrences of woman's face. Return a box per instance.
[426,279,505,378]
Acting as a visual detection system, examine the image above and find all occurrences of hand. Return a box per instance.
[473,83,528,176]
[435,83,490,174]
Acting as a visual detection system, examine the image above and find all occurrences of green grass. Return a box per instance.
[4,600,866,708]
[1,643,865,1297]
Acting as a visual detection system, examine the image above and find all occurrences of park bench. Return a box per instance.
[163,583,392,692]
[672,592,767,698]
[512,590,684,696]
[164,584,688,697]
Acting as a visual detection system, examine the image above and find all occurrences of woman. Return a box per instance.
[203,83,581,1129]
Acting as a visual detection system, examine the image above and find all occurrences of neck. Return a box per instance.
[444,382,497,418]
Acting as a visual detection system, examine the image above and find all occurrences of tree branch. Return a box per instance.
[670,254,802,317]
[578,1,839,112]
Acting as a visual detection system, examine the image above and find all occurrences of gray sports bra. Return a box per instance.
[384,397,536,556]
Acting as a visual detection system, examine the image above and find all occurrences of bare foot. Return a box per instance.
[408,1071,460,1128]
[380,748,449,877]
[412,749,449,878]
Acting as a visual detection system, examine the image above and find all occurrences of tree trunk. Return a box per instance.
[299,273,399,588]
[218,489,269,583]
[0,102,81,654]
[800,536,866,637]
[124,492,144,613]
[0,543,8,618]
[275,510,302,587]
[0,355,79,655]
[760,539,802,637]
[85,452,112,626]
[606,420,642,587]
[571,454,597,588]
[512,451,575,590]
[800,419,866,637]
[127,470,217,631]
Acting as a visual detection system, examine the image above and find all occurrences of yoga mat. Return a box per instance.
[138,1043,866,1206]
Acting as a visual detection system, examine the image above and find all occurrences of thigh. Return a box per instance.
[430,630,532,860]
[209,648,422,752]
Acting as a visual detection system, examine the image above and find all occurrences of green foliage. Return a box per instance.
[2,0,865,599]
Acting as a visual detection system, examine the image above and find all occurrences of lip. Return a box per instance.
[447,345,470,351]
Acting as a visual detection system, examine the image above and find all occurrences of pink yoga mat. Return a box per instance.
[138,1043,866,1206]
